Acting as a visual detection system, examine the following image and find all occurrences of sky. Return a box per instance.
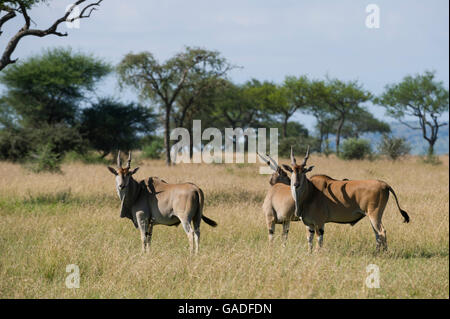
[1,0,449,131]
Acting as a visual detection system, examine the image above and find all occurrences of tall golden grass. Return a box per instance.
[0,155,448,298]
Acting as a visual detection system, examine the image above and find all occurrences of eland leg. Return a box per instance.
[307,226,315,252]
[180,220,195,254]
[315,225,324,251]
[193,214,201,254]
[367,198,388,252]
[282,221,290,246]
[136,211,149,253]
[265,208,276,244]
[368,215,387,252]
[145,222,154,252]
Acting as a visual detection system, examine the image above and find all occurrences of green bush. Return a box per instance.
[278,136,321,158]
[25,143,62,173]
[378,134,411,160]
[0,128,31,162]
[421,154,442,165]
[63,151,110,165]
[340,138,372,160]
[141,137,164,159]
[0,124,84,162]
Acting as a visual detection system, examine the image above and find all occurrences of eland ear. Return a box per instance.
[305,165,314,173]
[281,164,293,173]
[107,166,118,176]
[130,167,140,175]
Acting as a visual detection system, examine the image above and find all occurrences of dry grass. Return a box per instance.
[0,155,448,298]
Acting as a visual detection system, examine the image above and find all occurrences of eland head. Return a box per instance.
[107,151,140,194]
[283,146,314,191]
[258,152,290,186]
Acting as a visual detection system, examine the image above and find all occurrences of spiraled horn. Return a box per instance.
[290,146,296,166]
[258,152,276,171]
[265,153,279,170]
[126,151,132,169]
[117,150,122,168]
[302,145,310,166]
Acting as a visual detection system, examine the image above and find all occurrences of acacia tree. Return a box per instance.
[307,78,372,155]
[0,47,111,128]
[340,109,391,139]
[376,71,449,156]
[0,0,103,71]
[80,98,157,158]
[278,75,311,138]
[117,47,233,166]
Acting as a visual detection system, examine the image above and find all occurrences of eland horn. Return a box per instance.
[265,153,279,170]
[290,146,296,166]
[126,151,132,169]
[117,150,122,168]
[302,146,310,166]
[258,152,276,171]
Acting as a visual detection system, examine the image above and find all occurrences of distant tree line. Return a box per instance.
[0,47,448,170]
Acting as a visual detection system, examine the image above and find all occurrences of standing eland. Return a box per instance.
[284,146,410,252]
[107,151,217,254]
[259,153,300,245]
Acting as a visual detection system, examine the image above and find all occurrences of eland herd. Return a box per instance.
[107,148,410,254]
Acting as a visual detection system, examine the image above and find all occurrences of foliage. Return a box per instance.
[80,98,157,158]
[278,136,321,158]
[117,46,234,165]
[378,134,411,160]
[25,143,62,173]
[141,137,165,159]
[375,70,449,156]
[0,124,83,162]
[420,154,442,165]
[63,151,110,165]
[0,127,30,161]
[306,78,372,155]
[0,47,111,127]
[340,138,372,160]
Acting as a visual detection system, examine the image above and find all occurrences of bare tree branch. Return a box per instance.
[0,0,103,71]
[0,9,16,36]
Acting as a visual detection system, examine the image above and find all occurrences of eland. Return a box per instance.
[259,153,300,245]
[107,151,217,253]
[284,146,410,252]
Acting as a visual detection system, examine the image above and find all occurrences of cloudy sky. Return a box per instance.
[2,0,449,130]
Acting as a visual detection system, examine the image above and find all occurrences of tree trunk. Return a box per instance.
[164,106,171,166]
[427,140,436,157]
[282,115,288,138]
[335,116,345,156]
[189,122,194,159]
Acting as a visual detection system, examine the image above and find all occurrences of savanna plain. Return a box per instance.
[0,154,448,298]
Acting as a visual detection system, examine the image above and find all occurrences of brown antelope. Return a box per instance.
[284,146,410,252]
[107,151,217,254]
[259,153,300,245]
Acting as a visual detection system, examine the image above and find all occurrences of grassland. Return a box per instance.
[0,155,448,298]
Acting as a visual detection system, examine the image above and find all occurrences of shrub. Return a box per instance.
[421,154,442,165]
[0,124,84,162]
[378,134,411,160]
[63,151,110,165]
[141,137,164,159]
[25,143,62,173]
[0,128,31,161]
[340,138,372,160]
[278,136,321,158]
